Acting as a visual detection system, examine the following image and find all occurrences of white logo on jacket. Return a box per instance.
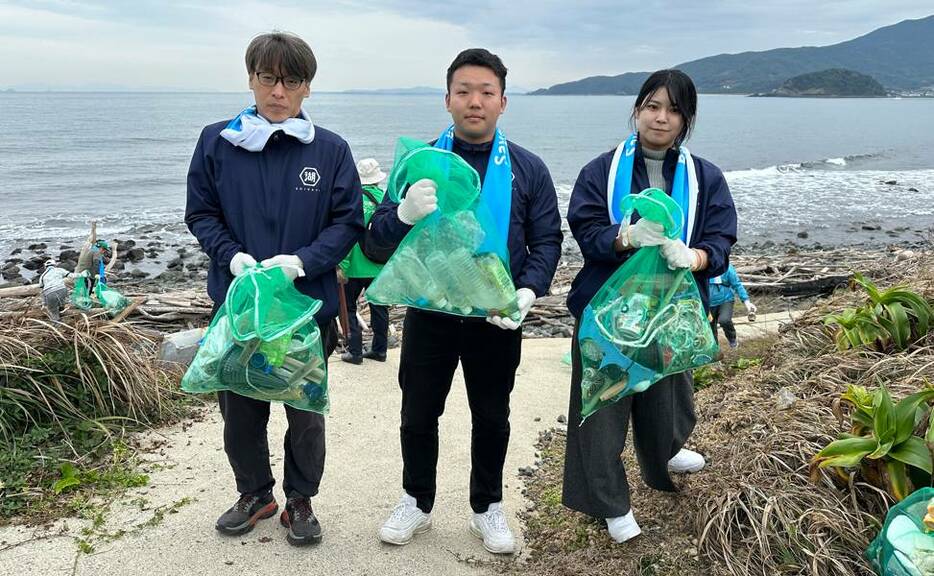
[299,167,320,187]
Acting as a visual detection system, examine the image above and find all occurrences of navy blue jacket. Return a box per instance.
[185,121,364,324]
[567,144,737,318]
[367,136,563,301]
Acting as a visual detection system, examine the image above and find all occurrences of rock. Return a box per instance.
[22,257,44,271]
[118,238,136,249]
[533,416,541,422]
[518,466,535,477]
[126,247,146,262]
[129,269,148,279]
[177,247,188,256]
[1,265,22,280]
[884,180,897,185]
[27,243,47,250]
[10,248,21,255]
[167,258,183,270]
[58,249,80,261]
[861,224,881,231]
[909,187,919,192]
[896,250,915,261]
[776,387,796,410]
[796,231,808,239]
[557,414,567,424]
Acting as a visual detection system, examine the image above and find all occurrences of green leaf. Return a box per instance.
[888,436,934,475]
[52,477,80,494]
[885,459,912,501]
[853,272,882,303]
[885,301,911,350]
[870,387,897,456]
[894,389,934,444]
[813,436,877,468]
[927,407,934,446]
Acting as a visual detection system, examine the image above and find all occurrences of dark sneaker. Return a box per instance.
[340,352,363,365]
[362,349,387,362]
[280,496,322,546]
[215,492,278,536]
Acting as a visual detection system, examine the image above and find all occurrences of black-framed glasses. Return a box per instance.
[255,72,305,91]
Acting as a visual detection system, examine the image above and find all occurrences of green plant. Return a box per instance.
[811,384,934,500]
[824,272,933,352]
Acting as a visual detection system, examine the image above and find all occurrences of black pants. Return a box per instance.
[217,309,338,499]
[343,277,389,356]
[399,309,522,514]
[562,319,696,518]
[709,300,736,345]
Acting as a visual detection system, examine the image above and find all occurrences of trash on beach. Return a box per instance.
[95,281,129,315]
[578,188,718,420]
[70,272,93,310]
[366,137,519,320]
[181,265,329,413]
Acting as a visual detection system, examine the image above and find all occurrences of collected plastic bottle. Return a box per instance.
[395,247,447,308]
[434,214,472,252]
[425,250,473,313]
[453,210,485,251]
[580,338,605,364]
[474,253,518,313]
[447,247,498,310]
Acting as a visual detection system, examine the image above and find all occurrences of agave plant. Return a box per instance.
[812,384,934,501]
[824,272,933,352]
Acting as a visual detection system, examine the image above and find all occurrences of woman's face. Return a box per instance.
[634,87,684,151]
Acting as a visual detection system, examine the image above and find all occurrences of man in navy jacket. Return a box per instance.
[366,48,562,554]
[185,32,363,547]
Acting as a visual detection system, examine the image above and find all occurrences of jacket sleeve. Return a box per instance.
[567,158,630,264]
[294,143,365,279]
[692,164,737,279]
[729,266,750,302]
[184,130,244,270]
[515,160,563,297]
[362,190,412,264]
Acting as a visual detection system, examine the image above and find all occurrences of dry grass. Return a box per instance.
[0,313,183,449]
[509,250,934,576]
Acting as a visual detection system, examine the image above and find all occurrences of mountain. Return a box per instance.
[761,68,887,97]
[531,15,934,95]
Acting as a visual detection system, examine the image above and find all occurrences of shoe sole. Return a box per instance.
[378,518,432,546]
[468,519,515,554]
[669,462,705,474]
[610,527,642,543]
[279,511,323,546]
[215,501,278,536]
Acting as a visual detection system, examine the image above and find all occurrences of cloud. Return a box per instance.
[0,0,931,90]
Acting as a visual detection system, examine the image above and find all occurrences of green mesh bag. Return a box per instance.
[94,282,128,316]
[366,137,520,319]
[867,487,934,575]
[181,265,329,413]
[577,188,718,420]
[70,274,93,310]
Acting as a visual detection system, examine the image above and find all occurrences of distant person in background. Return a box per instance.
[562,69,736,544]
[76,239,111,295]
[708,263,756,349]
[339,158,390,365]
[38,259,71,321]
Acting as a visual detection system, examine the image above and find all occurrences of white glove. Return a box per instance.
[744,301,757,315]
[397,179,438,225]
[260,254,306,281]
[487,288,536,331]
[618,218,666,249]
[660,239,697,270]
[229,252,257,277]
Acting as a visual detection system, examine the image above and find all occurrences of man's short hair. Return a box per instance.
[245,31,317,82]
[446,48,507,94]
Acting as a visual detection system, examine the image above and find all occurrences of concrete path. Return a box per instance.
[0,309,801,576]
[0,339,574,576]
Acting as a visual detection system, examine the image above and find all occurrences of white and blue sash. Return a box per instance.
[606,133,698,244]
[435,126,512,262]
[221,106,315,152]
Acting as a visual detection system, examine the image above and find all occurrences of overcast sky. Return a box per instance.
[1,1,931,92]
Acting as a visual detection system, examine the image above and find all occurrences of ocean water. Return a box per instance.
[1,92,933,259]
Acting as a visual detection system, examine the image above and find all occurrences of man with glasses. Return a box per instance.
[185,31,364,546]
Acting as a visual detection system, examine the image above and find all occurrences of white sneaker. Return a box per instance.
[668,448,706,473]
[378,493,431,545]
[469,501,516,554]
[606,510,641,543]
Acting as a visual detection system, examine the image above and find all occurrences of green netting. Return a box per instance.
[70,274,93,310]
[366,137,519,319]
[578,188,718,420]
[94,282,128,316]
[181,265,328,413]
[867,487,934,575]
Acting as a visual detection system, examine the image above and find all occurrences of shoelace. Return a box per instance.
[289,497,313,522]
[234,495,259,513]
[484,508,508,533]
[390,500,416,522]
